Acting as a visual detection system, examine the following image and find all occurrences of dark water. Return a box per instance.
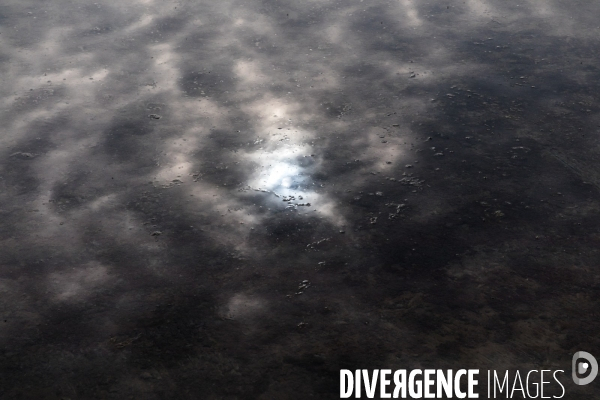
[1,0,600,398]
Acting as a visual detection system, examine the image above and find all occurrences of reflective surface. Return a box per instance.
[1,0,600,398]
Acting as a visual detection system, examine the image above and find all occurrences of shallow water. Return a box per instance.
[1,0,600,398]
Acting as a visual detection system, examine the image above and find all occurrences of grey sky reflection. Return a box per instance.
[1,0,600,397]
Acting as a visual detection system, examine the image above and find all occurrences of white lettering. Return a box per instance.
[511,370,525,398]
[409,369,423,398]
[363,369,379,398]
[526,370,539,398]
[380,369,391,398]
[540,370,551,398]
[438,369,453,398]
[340,370,353,398]
[493,370,509,398]
[468,369,479,398]
[339,368,537,399]
[553,370,565,399]
[393,370,407,398]
[455,370,466,399]
[424,369,435,398]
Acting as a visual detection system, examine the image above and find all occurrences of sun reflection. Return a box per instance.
[244,143,307,191]
[257,159,303,193]
[240,137,347,227]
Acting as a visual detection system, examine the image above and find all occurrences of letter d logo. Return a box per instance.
[572,351,598,385]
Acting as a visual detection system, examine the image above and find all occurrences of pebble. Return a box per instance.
[296,280,311,295]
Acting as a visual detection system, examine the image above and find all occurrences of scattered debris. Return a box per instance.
[397,176,424,187]
[296,280,311,295]
[307,238,330,249]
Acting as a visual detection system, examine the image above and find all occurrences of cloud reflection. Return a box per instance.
[1,0,600,397]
